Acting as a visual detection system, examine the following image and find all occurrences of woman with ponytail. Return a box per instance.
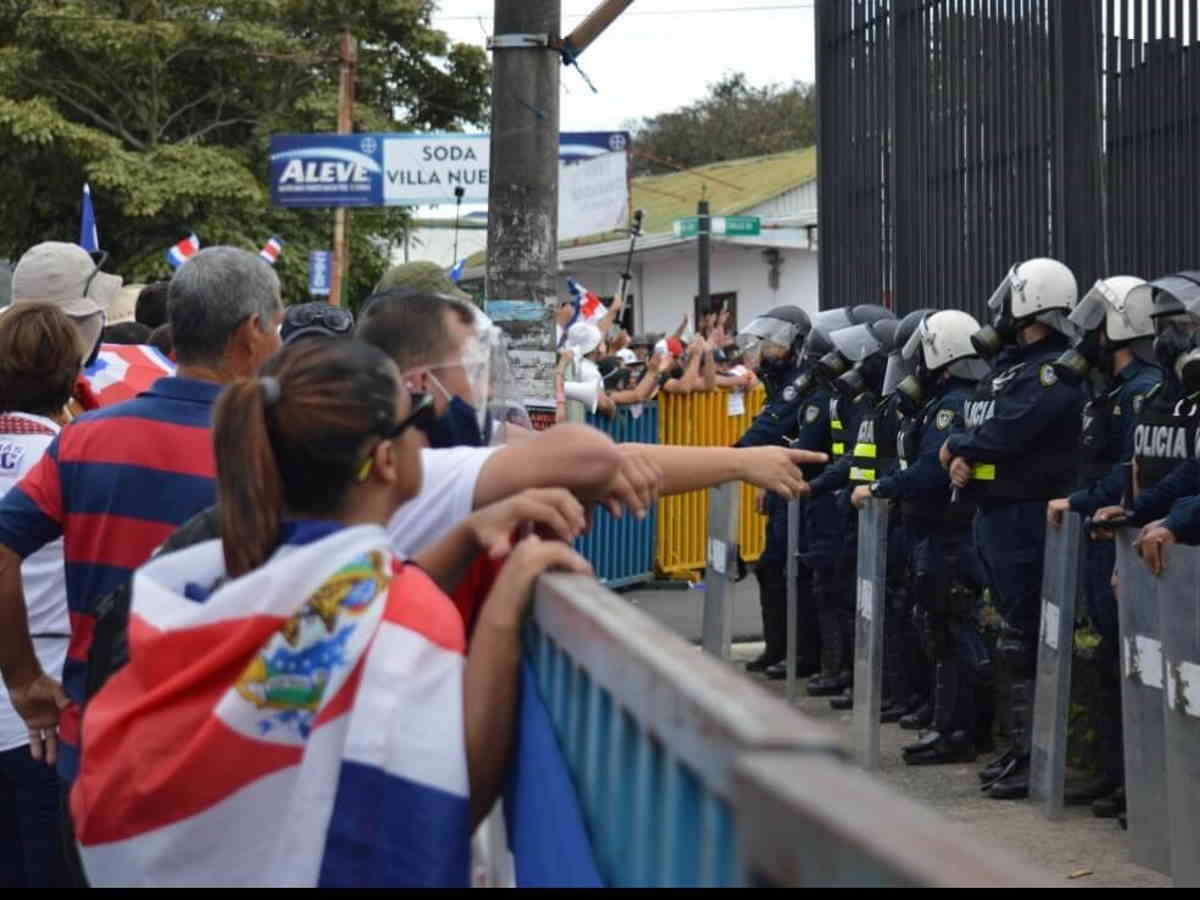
[71,338,593,887]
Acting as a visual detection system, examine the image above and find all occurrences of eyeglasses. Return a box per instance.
[284,305,355,335]
[355,393,437,482]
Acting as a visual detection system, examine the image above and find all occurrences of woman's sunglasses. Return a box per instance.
[356,393,437,482]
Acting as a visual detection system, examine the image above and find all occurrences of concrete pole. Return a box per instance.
[485,0,561,305]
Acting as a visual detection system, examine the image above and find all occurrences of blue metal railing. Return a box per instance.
[573,406,658,588]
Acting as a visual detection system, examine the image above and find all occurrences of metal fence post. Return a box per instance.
[1159,542,1200,887]
[1113,531,1170,875]
[702,482,740,659]
[1029,510,1084,818]
[852,498,888,770]
[785,498,801,701]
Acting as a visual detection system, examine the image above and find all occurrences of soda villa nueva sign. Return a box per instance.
[269,131,629,208]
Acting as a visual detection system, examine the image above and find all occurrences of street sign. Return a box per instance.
[672,215,761,238]
[308,250,331,296]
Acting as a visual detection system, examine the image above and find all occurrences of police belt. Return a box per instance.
[966,452,1077,501]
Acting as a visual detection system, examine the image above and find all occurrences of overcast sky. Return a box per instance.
[431,1,817,133]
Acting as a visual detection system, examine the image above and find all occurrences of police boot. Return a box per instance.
[765,658,820,680]
[829,687,853,710]
[747,566,786,672]
[880,618,911,723]
[904,660,976,765]
[899,699,932,730]
[807,609,849,696]
[973,677,997,754]
[1092,786,1126,819]
[983,679,1032,799]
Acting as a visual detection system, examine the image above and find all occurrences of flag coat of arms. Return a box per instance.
[259,236,284,265]
[165,234,201,269]
[71,523,472,887]
[82,344,176,408]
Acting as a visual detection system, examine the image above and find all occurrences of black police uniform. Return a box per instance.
[735,360,812,670]
[944,331,1085,797]
[1064,358,1161,799]
[873,380,992,763]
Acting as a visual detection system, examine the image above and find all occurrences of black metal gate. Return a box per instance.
[817,0,1197,319]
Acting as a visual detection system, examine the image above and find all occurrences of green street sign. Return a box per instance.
[672,215,761,238]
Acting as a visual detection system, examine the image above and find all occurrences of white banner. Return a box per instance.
[382,134,492,205]
[558,151,629,241]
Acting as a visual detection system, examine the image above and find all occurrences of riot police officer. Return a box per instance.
[854,310,993,763]
[941,258,1086,799]
[802,311,898,699]
[1045,276,1161,814]
[734,306,815,674]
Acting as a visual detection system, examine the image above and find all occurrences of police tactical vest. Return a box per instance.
[1080,384,1122,481]
[1132,383,1200,491]
[962,360,1078,502]
[849,396,898,484]
[899,391,975,526]
[830,396,847,457]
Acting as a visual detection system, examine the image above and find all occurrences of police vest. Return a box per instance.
[961,361,1078,502]
[1079,383,1124,482]
[849,397,898,484]
[898,393,976,526]
[829,396,847,457]
[1132,383,1200,491]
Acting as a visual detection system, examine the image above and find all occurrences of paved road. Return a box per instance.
[620,577,763,644]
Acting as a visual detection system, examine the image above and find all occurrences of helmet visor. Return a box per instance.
[829,323,883,362]
[1068,283,1112,334]
[1137,273,1200,320]
[987,266,1018,313]
[882,353,912,396]
[736,315,800,349]
[810,308,854,334]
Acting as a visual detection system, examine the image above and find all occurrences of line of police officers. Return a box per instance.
[734,260,1200,811]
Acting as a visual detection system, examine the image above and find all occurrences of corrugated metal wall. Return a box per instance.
[817,1,1197,320]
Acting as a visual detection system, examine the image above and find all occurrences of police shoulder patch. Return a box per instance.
[805,404,820,423]
[1039,363,1058,387]
[782,385,797,402]
[935,409,955,431]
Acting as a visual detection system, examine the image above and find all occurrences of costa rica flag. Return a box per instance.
[259,236,284,265]
[165,234,200,269]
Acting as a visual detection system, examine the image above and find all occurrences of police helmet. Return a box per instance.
[882,308,936,396]
[735,305,811,355]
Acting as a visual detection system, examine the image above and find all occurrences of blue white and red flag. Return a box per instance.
[259,236,284,265]
[565,277,606,326]
[164,234,200,270]
[71,524,472,887]
[82,344,176,408]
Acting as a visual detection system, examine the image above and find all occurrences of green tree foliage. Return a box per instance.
[626,73,816,176]
[0,1,489,307]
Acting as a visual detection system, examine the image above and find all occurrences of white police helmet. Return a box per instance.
[1068,275,1152,343]
[987,257,1077,321]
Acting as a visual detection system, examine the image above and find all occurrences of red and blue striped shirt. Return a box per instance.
[0,377,220,780]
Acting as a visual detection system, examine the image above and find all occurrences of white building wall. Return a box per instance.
[638,243,819,336]
[744,182,819,220]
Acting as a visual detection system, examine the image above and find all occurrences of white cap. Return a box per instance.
[566,321,603,356]
[12,241,122,318]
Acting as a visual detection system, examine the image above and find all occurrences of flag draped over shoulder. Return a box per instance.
[82,344,176,408]
[71,523,472,887]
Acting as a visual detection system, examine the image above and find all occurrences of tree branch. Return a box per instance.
[18,74,147,151]
[179,116,259,144]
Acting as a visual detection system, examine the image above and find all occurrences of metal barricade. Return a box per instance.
[656,387,768,576]
[526,572,844,887]
[702,482,740,659]
[1113,531,1170,875]
[785,498,801,701]
[733,753,1051,887]
[852,499,888,771]
[572,405,659,588]
[1157,542,1200,886]
[1030,511,1085,819]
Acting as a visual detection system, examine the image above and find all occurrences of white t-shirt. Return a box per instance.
[0,413,69,752]
[387,446,500,557]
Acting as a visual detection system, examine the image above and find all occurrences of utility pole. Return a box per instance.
[697,195,711,318]
[486,1,561,307]
[329,27,356,307]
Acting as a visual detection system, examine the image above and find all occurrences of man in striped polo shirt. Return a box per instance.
[0,245,284,785]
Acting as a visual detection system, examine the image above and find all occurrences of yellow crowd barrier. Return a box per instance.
[655,385,768,578]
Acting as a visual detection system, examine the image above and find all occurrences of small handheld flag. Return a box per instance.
[565,277,606,326]
[448,258,466,283]
[259,236,284,265]
[80,183,99,253]
[165,234,200,270]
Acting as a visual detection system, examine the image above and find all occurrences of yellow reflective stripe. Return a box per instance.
[973,463,996,480]
[850,467,876,481]
[832,442,845,454]
[831,419,843,429]
[853,443,877,458]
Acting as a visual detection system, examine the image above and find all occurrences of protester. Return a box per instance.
[0,303,81,887]
[147,324,173,359]
[134,281,170,329]
[70,337,593,887]
[0,246,284,791]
